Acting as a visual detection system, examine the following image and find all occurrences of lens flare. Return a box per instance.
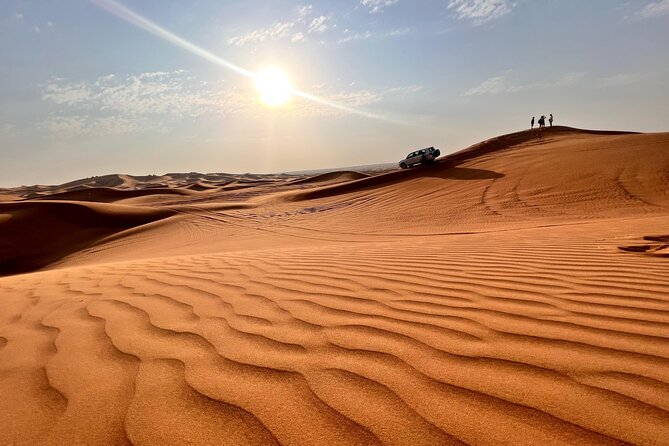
[88,0,402,123]
[255,69,292,106]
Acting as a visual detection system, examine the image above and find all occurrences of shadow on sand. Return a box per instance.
[421,165,504,180]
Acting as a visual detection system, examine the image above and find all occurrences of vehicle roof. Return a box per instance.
[405,146,436,158]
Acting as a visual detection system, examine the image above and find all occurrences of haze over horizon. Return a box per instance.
[2,0,668,186]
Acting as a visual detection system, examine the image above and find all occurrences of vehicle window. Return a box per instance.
[407,152,415,158]
[418,149,426,154]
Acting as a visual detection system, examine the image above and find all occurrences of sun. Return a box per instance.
[255,68,293,106]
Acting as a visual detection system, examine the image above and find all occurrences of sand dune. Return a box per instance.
[0,201,173,276]
[30,187,195,203]
[291,170,370,185]
[1,127,668,445]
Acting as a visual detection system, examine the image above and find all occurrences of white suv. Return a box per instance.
[399,147,441,169]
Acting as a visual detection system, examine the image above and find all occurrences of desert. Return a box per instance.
[3,0,669,444]
[1,126,668,445]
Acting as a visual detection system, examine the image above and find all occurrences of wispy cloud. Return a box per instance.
[227,22,296,47]
[40,71,419,137]
[227,5,333,47]
[448,0,516,25]
[41,71,254,137]
[338,30,374,44]
[387,28,410,36]
[636,0,669,18]
[597,72,650,88]
[296,4,313,20]
[308,15,331,34]
[42,71,213,116]
[464,70,583,96]
[337,26,409,44]
[227,3,406,47]
[359,0,399,14]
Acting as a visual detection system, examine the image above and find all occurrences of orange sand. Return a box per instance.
[1,126,668,445]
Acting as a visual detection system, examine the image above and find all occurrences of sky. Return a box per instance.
[1,0,668,186]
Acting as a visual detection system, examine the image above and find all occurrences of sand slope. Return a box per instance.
[0,201,173,276]
[1,127,668,445]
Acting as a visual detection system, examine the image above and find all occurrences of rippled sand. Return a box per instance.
[1,127,668,445]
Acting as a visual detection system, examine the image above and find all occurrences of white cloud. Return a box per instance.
[40,71,421,136]
[47,21,54,27]
[637,0,669,18]
[360,0,399,14]
[448,0,515,25]
[227,22,295,47]
[227,5,336,46]
[43,71,239,118]
[308,15,330,33]
[463,72,510,96]
[464,70,583,96]
[42,80,93,105]
[14,12,24,21]
[40,71,255,137]
[34,26,40,33]
[296,5,313,20]
[387,28,410,36]
[337,27,409,45]
[338,30,374,44]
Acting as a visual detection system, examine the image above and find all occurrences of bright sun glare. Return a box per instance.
[255,68,293,106]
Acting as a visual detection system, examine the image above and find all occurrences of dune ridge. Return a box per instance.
[1,127,668,445]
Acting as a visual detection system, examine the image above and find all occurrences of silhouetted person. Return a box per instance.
[549,113,554,127]
[538,116,545,128]
[531,117,535,129]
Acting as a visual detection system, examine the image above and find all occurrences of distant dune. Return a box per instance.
[30,187,195,203]
[1,126,668,445]
[290,170,370,185]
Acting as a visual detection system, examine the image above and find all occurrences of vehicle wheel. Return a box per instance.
[400,163,408,169]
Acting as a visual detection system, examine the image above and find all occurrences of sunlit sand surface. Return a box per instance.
[1,126,668,445]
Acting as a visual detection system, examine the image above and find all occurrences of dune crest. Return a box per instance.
[1,127,668,445]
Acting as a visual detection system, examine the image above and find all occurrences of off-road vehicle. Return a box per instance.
[399,147,440,169]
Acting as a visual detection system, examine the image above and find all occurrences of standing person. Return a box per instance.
[549,113,554,127]
[531,117,535,129]
[537,116,544,138]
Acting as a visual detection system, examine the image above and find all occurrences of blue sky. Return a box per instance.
[1,0,668,186]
